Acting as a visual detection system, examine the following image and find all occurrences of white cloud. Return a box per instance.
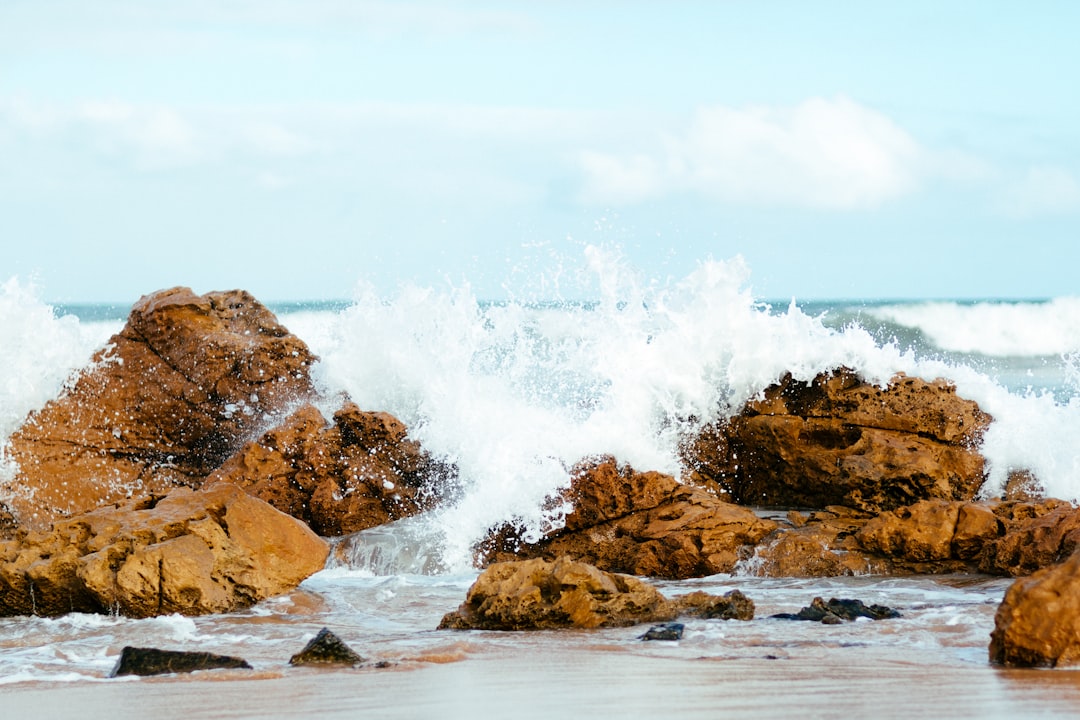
[1000,165,1080,217]
[579,96,925,210]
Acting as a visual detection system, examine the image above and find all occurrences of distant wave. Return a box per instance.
[865,298,1080,357]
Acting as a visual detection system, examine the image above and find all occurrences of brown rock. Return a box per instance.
[674,589,755,620]
[981,502,1080,577]
[990,549,1080,667]
[0,483,328,618]
[857,500,963,562]
[437,556,680,630]
[205,402,451,536]
[482,457,777,579]
[682,368,992,514]
[4,288,317,529]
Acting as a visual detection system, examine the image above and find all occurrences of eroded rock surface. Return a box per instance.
[205,402,452,536]
[481,457,777,579]
[438,556,680,630]
[991,548,1080,667]
[4,287,317,529]
[682,368,991,514]
[0,483,328,618]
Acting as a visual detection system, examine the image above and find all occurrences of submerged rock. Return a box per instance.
[682,368,991,514]
[772,597,901,624]
[481,457,777,579]
[4,287,318,529]
[639,622,684,641]
[990,548,1080,667]
[289,627,366,667]
[205,402,453,536]
[674,589,755,620]
[110,646,252,677]
[0,483,328,618]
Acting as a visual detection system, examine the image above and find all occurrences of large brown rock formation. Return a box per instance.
[481,456,777,579]
[4,287,317,528]
[682,368,992,513]
[0,483,328,618]
[204,402,451,536]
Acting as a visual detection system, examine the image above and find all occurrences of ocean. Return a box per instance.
[2,256,1080,717]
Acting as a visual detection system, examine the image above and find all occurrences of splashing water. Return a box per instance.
[3,252,1080,570]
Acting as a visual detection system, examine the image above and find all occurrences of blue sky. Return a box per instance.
[2,1,1078,302]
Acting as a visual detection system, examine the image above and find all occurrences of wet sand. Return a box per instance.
[5,642,1080,720]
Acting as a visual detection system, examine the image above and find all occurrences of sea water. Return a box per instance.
[2,255,1080,717]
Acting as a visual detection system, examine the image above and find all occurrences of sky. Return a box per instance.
[1,1,1079,303]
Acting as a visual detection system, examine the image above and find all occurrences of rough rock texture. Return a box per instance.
[111,647,252,677]
[682,368,992,514]
[0,483,328,618]
[481,457,777,579]
[439,557,756,631]
[746,507,885,577]
[981,501,1080,576]
[204,402,451,536]
[438,556,680,630]
[772,597,901,624]
[674,589,755,620]
[990,548,1080,667]
[4,287,317,529]
[289,627,366,666]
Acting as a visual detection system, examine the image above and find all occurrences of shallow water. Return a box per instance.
[4,569,1080,719]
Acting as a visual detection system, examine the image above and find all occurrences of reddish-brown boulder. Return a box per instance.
[682,368,992,513]
[990,548,1080,667]
[3,288,317,529]
[0,483,328,618]
[204,402,451,536]
[481,457,777,579]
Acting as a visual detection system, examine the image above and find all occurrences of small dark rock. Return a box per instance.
[289,627,366,667]
[771,597,901,624]
[110,646,252,677]
[639,622,685,641]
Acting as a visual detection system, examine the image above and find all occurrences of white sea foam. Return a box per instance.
[867,297,1080,356]
[5,255,1080,572]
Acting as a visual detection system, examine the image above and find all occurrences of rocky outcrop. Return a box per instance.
[4,288,317,529]
[481,457,777,579]
[990,548,1080,667]
[438,556,752,631]
[0,483,328,618]
[111,647,252,677]
[204,402,451,536]
[682,368,991,514]
[980,501,1080,577]
[438,556,680,630]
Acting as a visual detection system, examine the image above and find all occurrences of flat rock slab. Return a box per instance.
[111,647,251,677]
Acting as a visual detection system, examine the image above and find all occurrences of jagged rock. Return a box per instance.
[3,287,317,529]
[289,628,365,666]
[772,597,901,624]
[480,457,777,579]
[856,500,965,563]
[682,368,991,514]
[639,622,684,641]
[0,483,328,618]
[110,646,251,677]
[991,548,1080,667]
[205,402,452,536]
[981,501,1080,576]
[674,589,755,620]
[438,556,681,630]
